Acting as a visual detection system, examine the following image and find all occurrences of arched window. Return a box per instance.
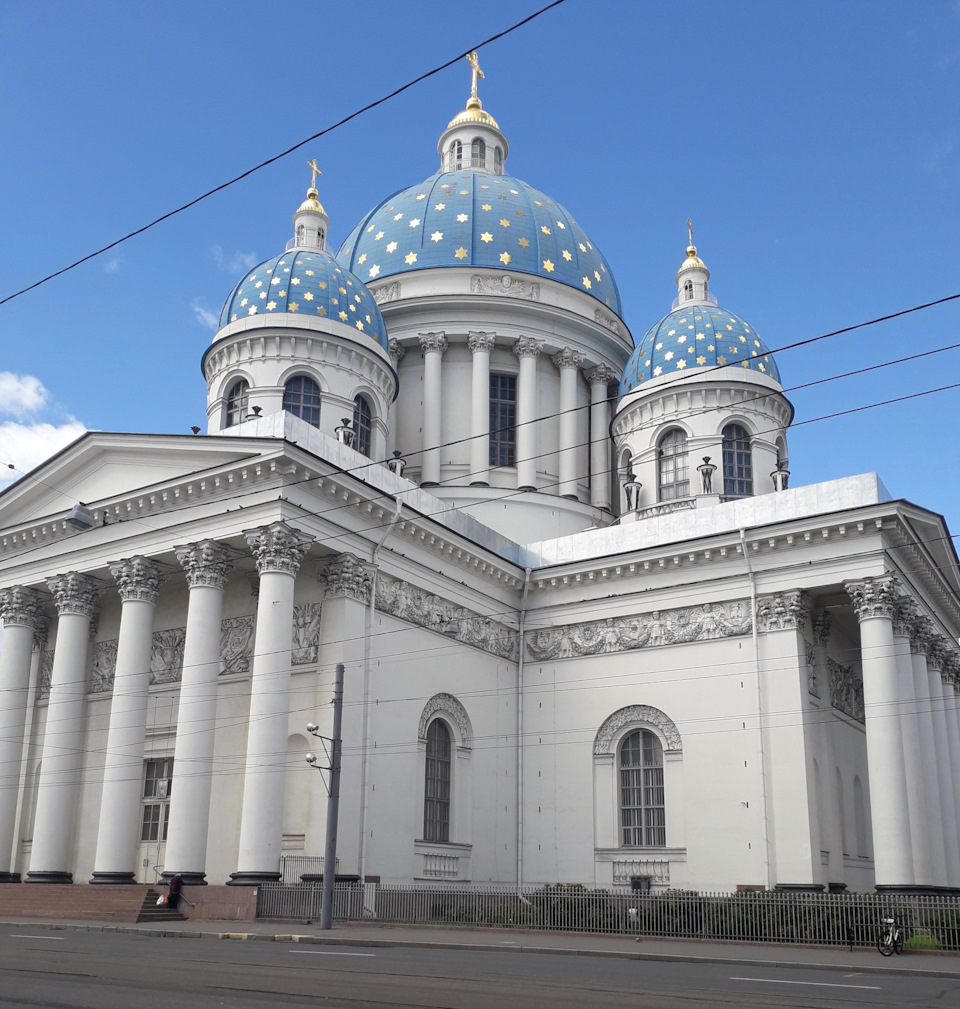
[722,423,752,496]
[494,146,503,173]
[224,379,249,428]
[657,429,689,501]
[472,137,485,168]
[683,279,693,300]
[317,228,325,249]
[619,730,665,846]
[283,375,321,427]
[296,223,305,245]
[352,395,372,457]
[424,719,451,842]
[452,139,463,171]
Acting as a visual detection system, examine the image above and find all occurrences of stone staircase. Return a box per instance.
[0,883,166,923]
[135,888,187,924]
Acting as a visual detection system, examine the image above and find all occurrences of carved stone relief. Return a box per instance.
[594,307,621,336]
[755,590,808,632]
[373,282,401,304]
[375,572,518,661]
[418,692,473,748]
[805,641,818,696]
[470,274,540,300]
[90,639,118,693]
[594,705,683,755]
[828,658,864,722]
[220,616,254,675]
[292,602,322,666]
[150,628,185,684]
[526,600,751,661]
[38,650,54,697]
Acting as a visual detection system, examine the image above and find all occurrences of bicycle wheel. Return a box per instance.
[877,930,894,956]
[893,929,904,955]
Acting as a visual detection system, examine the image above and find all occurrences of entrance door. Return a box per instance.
[136,758,173,882]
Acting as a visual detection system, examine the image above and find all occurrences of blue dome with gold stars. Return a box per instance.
[336,172,622,316]
[218,249,388,350]
[619,304,780,397]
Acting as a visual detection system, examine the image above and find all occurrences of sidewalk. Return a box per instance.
[2,915,959,978]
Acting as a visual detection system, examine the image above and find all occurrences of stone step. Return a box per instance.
[0,883,157,922]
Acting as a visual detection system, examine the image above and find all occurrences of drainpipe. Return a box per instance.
[357,497,403,880]
[739,527,771,891]
[517,567,532,892]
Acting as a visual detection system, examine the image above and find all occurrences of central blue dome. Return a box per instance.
[337,172,622,317]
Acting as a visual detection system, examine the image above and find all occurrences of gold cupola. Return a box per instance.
[437,51,509,175]
[674,220,712,305]
[291,159,330,251]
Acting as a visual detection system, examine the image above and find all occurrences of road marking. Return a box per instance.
[731,977,881,990]
[289,950,376,957]
[9,935,66,940]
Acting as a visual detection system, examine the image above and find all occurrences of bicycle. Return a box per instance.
[877,915,904,956]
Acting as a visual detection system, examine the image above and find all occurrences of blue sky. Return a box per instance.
[1,0,959,532]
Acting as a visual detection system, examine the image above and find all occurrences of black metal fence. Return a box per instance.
[256,883,960,951]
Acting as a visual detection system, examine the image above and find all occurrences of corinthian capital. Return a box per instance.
[754,590,809,633]
[812,609,832,648]
[910,615,934,655]
[46,572,103,619]
[467,331,496,354]
[418,331,448,355]
[513,336,544,360]
[245,522,314,576]
[552,347,583,372]
[316,553,373,603]
[892,597,918,639]
[0,585,46,629]
[586,363,615,386]
[388,338,406,365]
[109,556,167,604]
[845,575,899,622]
[176,540,235,590]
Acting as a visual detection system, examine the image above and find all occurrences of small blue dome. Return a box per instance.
[619,304,781,397]
[337,172,622,317]
[219,249,388,350]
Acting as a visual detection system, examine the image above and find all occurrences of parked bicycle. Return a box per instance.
[877,915,904,956]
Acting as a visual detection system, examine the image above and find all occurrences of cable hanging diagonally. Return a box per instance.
[0,0,569,310]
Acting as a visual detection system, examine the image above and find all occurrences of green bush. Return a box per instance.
[904,930,941,951]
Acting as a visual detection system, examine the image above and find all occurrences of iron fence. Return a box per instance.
[256,883,960,950]
[277,855,339,885]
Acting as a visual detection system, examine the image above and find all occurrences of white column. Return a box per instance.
[0,587,45,882]
[386,339,405,460]
[418,331,447,487]
[925,638,960,886]
[468,332,495,486]
[514,337,543,491]
[27,573,101,883]
[891,602,940,886]
[229,522,313,885]
[846,576,914,889]
[163,541,235,884]
[587,364,614,511]
[942,658,960,885]
[553,348,582,499]
[91,557,166,883]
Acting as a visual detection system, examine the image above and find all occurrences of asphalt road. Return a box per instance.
[2,929,960,1009]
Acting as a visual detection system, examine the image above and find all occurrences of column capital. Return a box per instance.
[812,609,832,648]
[552,347,583,372]
[586,363,615,387]
[926,635,949,673]
[244,522,313,576]
[892,597,919,639]
[418,331,448,355]
[388,337,406,364]
[845,574,899,622]
[0,585,46,629]
[108,556,167,604]
[467,331,496,354]
[316,552,373,603]
[910,614,935,655]
[513,336,544,359]
[46,572,103,619]
[176,540,236,590]
[755,589,809,633]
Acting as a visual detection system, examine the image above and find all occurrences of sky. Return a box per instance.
[1,0,959,532]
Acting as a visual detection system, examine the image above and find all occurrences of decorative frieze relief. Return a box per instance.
[755,590,808,632]
[526,600,751,661]
[470,274,540,300]
[846,575,899,622]
[828,658,864,722]
[375,572,518,661]
[373,281,401,304]
[90,639,118,693]
[0,585,46,629]
[594,307,622,336]
[418,692,473,748]
[292,602,322,665]
[220,616,254,676]
[594,705,683,754]
[317,553,373,604]
[151,628,186,684]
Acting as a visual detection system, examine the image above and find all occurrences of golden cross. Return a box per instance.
[687,217,694,246]
[307,159,322,189]
[466,51,484,100]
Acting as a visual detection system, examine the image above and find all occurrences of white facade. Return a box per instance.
[3,69,960,895]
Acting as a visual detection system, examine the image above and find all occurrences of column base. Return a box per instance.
[775,882,825,892]
[469,481,489,488]
[875,883,960,895]
[162,871,207,886]
[89,872,138,884]
[0,872,22,883]
[226,871,281,887]
[420,481,439,488]
[25,871,73,884]
[517,485,537,493]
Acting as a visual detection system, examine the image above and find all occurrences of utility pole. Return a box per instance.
[306,661,344,930]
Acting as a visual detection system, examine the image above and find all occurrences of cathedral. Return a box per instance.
[2,57,960,897]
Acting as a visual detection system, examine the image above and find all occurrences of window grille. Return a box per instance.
[352,395,372,457]
[619,731,665,847]
[283,376,321,427]
[424,720,451,842]
[140,758,173,843]
[722,423,753,496]
[657,429,689,500]
[489,374,517,467]
[225,379,249,428]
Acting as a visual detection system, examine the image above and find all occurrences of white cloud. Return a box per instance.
[103,255,122,273]
[211,245,258,274]
[191,298,219,331]
[0,372,48,416]
[0,420,88,490]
